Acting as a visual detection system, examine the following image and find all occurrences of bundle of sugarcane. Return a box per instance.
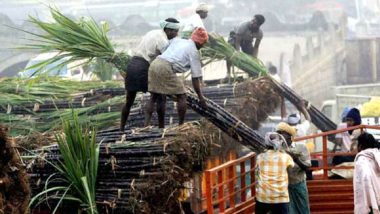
[2,82,239,136]
[20,7,129,76]
[20,7,279,153]
[0,77,122,107]
[26,122,210,213]
[204,33,337,132]
[185,90,267,152]
[202,33,267,76]
[270,79,337,132]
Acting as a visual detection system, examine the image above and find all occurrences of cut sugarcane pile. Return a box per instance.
[17,6,335,137]
[27,123,210,214]
[1,79,240,136]
[4,77,281,152]
[18,7,336,135]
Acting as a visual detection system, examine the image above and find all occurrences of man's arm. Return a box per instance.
[192,77,206,107]
[252,38,261,58]
[189,47,206,107]
[300,100,311,121]
[287,145,311,171]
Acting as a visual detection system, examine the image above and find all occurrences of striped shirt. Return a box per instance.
[255,150,295,203]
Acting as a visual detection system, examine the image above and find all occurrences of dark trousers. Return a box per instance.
[255,200,289,214]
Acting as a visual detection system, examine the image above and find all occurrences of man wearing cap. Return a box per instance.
[234,14,265,58]
[120,18,180,132]
[255,132,295,214]
[277,122,311,214]
[288,112,311,144]
[181,3,209,38]
[145,27,209,128]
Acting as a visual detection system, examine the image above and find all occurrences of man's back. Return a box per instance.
[256,150,294,203]
[354,148,380,214]
[134,29,168,63]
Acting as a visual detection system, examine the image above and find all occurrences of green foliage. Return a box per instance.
[86,58,118,81]
[202,33,268,76]
[19,6,128,77]
[30,111,99,213]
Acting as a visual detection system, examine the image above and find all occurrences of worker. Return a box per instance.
[145,27,209,128]
[277,122,311,214]
[255,132,294,214]
[333,107,362,165]
[119,18,180,132]
[181,3,209,38]
[226,14,265,79]
[287,106,310,139]
[354,132,380,214]
[345,108,362,151]
[234,14,265,58]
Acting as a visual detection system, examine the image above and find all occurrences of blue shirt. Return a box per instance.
[158,38,202,78]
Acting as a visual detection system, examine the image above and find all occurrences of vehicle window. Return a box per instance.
[71,69,81,76]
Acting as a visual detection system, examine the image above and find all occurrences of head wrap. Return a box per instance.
[341,107,351,122]
[287,113,300,125]
[346,108,361,126]
[196,3,209,12]
[276,122,297,137]
[159,20,180,30]
[191,27,209,45]
[264,132,288,151]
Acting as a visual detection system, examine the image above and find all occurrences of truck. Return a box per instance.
[320,83,380,124]
[320,83,380,143]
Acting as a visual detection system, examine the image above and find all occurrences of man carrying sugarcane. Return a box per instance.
[277,122,311,214]
[234,14,265,58]
[120,18,180,132]
[145,27,209,128]
[181,3,209,38]
[226,14,265,79]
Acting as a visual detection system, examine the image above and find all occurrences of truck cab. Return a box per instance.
[321,95,380,141]
[19,52,91,81]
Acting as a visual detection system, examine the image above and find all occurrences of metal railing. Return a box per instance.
[204,152,256,214]
[203,124,380,213]
[293,124,380,179]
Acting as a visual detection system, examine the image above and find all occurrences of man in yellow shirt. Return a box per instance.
[255,132,295,214]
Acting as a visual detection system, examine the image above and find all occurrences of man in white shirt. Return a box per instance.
[181,3,209,38]
[120,18,180,132]
[287,113,311,145]
[145,27,209,128]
